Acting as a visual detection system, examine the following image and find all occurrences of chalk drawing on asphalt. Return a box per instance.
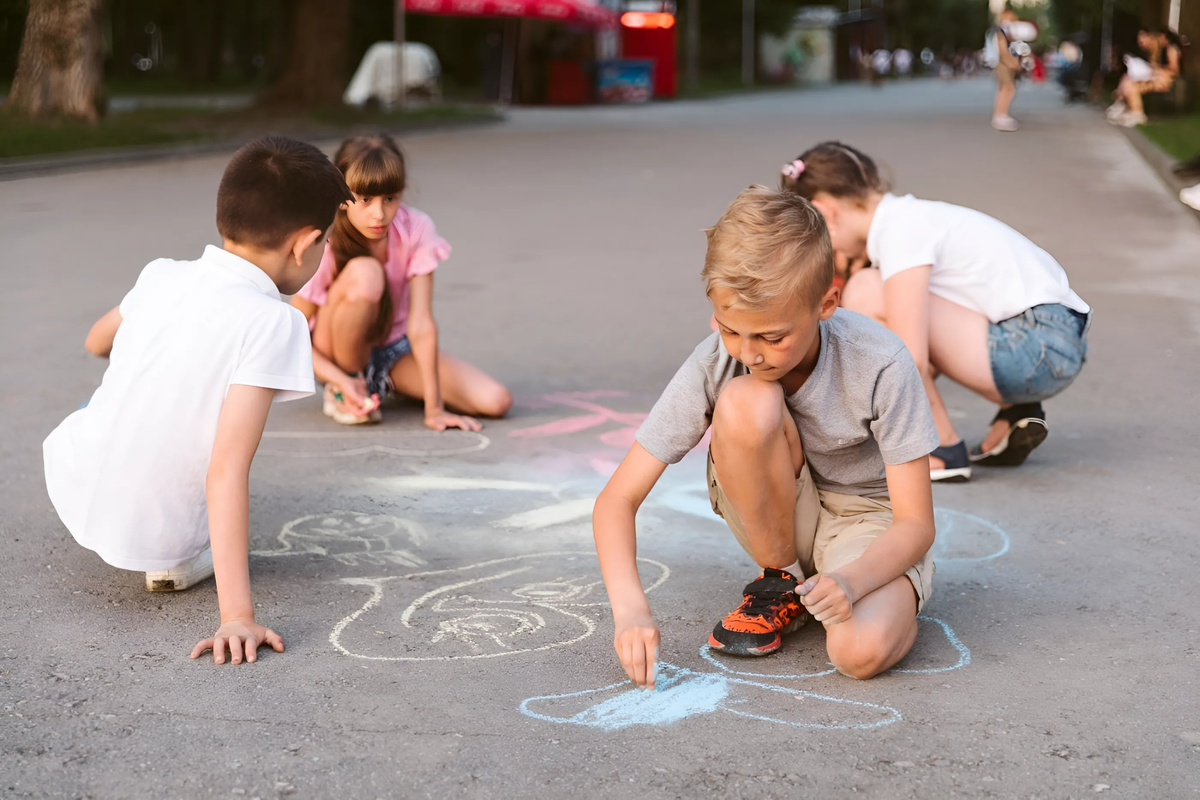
[519,663,903,731]
[697,615,970,679]
[257,429,490,458]
[509,391,647,449]
[931,508,1011,562]
[330,552,669,662]
[252,511,429,568]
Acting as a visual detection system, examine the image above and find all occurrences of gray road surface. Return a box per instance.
[2,78,1199,799]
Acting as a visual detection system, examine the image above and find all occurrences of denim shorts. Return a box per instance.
[364,335,412,398]
[989,304,1091,404]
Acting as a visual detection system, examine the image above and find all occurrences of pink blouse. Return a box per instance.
[296,204,451,344]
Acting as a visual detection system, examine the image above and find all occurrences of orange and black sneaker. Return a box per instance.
[708,568,806,657]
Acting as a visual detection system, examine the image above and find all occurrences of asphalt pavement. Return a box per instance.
[2,77,1199,799]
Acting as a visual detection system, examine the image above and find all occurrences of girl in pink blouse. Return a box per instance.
[291,134,511,429]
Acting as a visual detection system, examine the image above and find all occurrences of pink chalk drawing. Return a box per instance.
[509,391,648,449]
[509,391,712,455]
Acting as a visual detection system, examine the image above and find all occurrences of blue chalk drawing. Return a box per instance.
[697,616,970,678]
[520,616,970,732]
[932,508,1010,563]
[519,663,902,731]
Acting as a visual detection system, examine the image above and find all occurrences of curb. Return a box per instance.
[0,112,504,182]
[1118,125,1200,220]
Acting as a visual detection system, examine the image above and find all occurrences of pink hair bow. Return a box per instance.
[782,159,805,180]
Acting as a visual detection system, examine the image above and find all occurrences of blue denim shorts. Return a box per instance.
[989,304,1091,404]
[364,335,412,398]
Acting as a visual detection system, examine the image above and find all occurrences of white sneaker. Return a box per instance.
[1113,110,1147,128]
[1105,101,1127,120]
[991,114,1019,132]
[322,383,381,425]
[146,547,214,592]
[1182,184,1200,211]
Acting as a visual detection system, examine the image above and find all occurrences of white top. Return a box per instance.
[866,193,1089,323]
[43,246,315,571]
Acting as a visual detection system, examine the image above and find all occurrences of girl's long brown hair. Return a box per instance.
[331,134,407,343]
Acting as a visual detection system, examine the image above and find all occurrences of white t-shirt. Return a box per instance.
[866,193,1089,323]
[43,246,315,571]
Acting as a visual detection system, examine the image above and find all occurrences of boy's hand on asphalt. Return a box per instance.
[797,573,854,625]
[614,612,660,689]
[190,619,285,665]
[425,410,482,433]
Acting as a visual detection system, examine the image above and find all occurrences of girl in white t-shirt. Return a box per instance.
[291,134,511,430]
[781,141,1091,482]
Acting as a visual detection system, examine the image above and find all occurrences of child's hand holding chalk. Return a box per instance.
[613,611,661,690]
[796,573,854,625]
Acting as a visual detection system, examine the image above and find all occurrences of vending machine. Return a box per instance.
[620,1,677,98]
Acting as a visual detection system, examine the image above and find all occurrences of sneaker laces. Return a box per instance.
[738,570,800,617]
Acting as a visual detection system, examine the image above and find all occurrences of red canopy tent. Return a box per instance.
[405,0,617,28]
[399,0,616,103]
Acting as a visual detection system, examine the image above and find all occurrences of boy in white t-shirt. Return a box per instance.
[43,136,352,665]
[781,142,1091,482]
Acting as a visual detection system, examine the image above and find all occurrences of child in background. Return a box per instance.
[781,142,1091,482]
[291,133,511,431]
[594,187,938,687]
[43,136,351,664]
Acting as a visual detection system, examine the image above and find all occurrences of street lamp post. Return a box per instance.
[687,0,700,93]
[394,0,407,110]
[742,0,754,86]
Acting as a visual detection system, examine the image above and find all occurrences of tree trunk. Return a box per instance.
[264,0,352,108]
[6,0,105,121]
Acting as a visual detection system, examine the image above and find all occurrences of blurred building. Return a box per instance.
[759,6,839,85]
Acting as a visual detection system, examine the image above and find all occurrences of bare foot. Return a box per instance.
[979,418,1012,453]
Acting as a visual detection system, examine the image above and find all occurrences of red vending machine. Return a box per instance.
[620,3,677,99]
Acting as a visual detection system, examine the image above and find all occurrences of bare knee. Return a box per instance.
[336,257,387,304]
[712,376,785,447]
[841,268,885,323]
[827,631,894,681]
[476,384,513,418]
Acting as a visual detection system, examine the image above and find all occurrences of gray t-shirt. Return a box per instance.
[635,309,939,497]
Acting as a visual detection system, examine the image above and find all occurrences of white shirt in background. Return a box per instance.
[866,193,1090,323]
[43,245,315,571]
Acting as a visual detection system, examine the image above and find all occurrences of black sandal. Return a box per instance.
[969,403,1048,467]
[930,440,972,483]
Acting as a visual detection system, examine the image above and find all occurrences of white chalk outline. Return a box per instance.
[932,508,1011,563]
[252,511,429,567]
[329,552,669,662]
[494,498,597,530]
[258,430,490,458]
[519,663,903,731]
[375,475,557,493]
[697,615,971,679]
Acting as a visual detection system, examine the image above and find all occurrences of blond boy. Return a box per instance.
[593,187,939,686]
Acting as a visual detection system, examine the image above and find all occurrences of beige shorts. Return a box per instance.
[707,453,934,611]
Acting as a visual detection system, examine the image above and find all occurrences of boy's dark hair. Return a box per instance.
[216,135,353,250]
[779,141,889,204]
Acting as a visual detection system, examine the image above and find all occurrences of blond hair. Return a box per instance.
[702,186,833,311]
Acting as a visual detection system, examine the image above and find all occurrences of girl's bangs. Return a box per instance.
[344,149,405,197]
